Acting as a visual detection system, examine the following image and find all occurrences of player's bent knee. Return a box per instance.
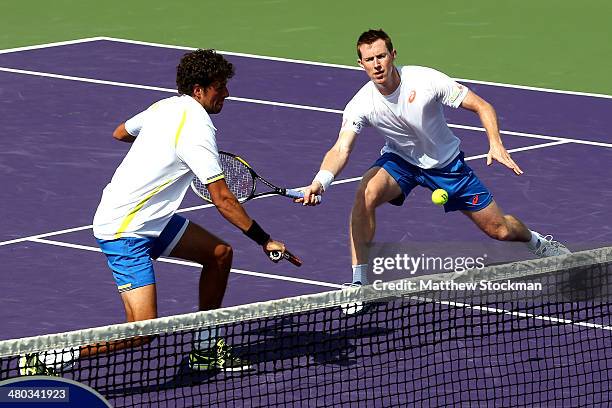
[354,186,385,212]
[213,243,233,267]
[364,189,379,210]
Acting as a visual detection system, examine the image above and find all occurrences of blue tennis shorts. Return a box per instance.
[372,151,493,213]
[96,214,190,292]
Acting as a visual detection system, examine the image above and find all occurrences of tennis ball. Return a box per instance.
[431,189,449,206]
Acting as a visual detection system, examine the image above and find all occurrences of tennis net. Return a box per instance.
[1,247,611,407]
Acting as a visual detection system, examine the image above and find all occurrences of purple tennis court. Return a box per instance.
[0,38,611,406]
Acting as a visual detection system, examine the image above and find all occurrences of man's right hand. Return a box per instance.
[263,239,286,255]
[296,182,323,206]
[264,240,303,266]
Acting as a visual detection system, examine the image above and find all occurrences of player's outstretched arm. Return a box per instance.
[207,178,286,255]
[460,90,523,175]
[300,130,358,205]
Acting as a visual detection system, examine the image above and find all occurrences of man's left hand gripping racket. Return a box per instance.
[191,151,321,204]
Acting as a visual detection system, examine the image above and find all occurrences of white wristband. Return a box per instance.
[313,170,335,192]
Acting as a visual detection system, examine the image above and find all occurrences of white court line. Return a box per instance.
[0,37,105,55]
[0,225,93,247]
[95,36,364,71]
[0,67,342,115]
[412,296,612,332]
[28,240,608,332]
[1,65,610,148]
[0,66,176,92]
[1,35,610,99]
[1,35,611,100]
[97,36,612,100]
[229,95,342,114]
[454,77,612,100]
[163,259,342,289]
[0,200,215,247]
[29,238,342,289]
[448,124,612,149]
[464,140,572,160]
[29,239,610,334]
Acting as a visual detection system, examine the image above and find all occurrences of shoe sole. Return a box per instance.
[340,301,373,315]
[221,364,253,372]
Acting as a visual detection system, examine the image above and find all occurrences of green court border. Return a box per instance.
[0,1,610,95]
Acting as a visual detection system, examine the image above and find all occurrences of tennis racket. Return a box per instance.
[190,151,321,203]
[191,151,309,267]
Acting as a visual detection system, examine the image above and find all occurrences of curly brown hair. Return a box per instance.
[176,49,235,95]
[356,29,394,59]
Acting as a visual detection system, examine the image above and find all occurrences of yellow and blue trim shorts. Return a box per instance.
[96,214,189,292]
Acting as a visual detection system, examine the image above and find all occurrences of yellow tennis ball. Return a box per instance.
[431,189,449,206]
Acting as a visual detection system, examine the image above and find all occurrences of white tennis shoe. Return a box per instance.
[530,232,571,258]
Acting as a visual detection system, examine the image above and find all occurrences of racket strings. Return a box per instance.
[222,155,254,200]
[192,154,254,202]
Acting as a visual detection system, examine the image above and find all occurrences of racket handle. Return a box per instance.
[284,249,303,267]
[269,249,303,267]
[285,189,322,203]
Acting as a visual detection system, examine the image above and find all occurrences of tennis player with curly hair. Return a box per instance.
[21,49,284,375]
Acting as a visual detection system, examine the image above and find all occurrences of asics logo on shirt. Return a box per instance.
[408,90,416,103]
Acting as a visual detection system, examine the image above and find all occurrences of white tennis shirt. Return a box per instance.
[341,65,469,169]
[93,95,224,239]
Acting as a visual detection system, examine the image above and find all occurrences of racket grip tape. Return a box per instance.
[285,189,322,203]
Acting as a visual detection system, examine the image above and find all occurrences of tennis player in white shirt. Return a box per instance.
[300,29,570,295]
[20,49,285,375]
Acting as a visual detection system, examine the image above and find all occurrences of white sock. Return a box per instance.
[527,230,541,250]
[194,327,218,350]
[352,264,369,285]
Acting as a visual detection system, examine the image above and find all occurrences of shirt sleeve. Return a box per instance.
[175,117,224,185]
[340,99,369,134]
[124,110,149,136]
[429,68,469,108]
